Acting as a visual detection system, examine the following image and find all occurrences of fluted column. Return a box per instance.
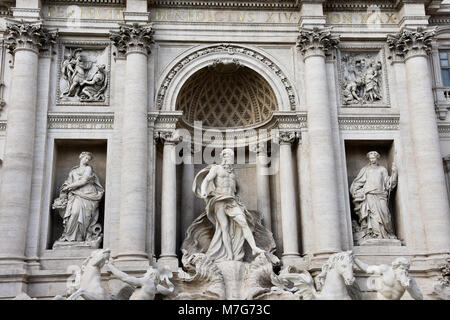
[110,24,153,262]
[158,131,181,271]
[278,132,300,265]
[0,22,56,268]
[250,142,272,231]
[388,28,450,252]
[297,27,342,255]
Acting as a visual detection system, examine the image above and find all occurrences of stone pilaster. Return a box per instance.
[110,24,153,264]
[277,131,301,266]
[157,131,182,271]
[250,142,272,231]
[388,27,450,253]
[297,27,342,257]
[0,21,56,269]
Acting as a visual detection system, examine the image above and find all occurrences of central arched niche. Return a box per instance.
[176,63,278,129]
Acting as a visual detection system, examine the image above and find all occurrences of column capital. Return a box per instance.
[155,131,182,145]
[387,27,435,61]
[277,131,299,145]
[297,26,339,59]
[109,23,154,57]
[6,20,57,55]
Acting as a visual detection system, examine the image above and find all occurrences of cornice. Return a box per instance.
[47,0,125,6]
[338,115,400,130]
[323,1,397,11]
[47,112,114,129]
[149,0,298,9]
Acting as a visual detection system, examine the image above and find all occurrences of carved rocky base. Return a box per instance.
[53,236,102,249]
[358,238,402,246]
[168,253,300,300]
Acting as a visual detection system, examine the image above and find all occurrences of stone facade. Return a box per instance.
[0,0,449,300]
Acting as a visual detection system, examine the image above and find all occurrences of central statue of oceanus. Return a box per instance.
[181,149,276,263]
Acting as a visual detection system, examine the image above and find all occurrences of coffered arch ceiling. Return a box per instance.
[176,64,278,129]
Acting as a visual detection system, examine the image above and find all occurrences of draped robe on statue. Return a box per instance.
[59,165,104,242]
[181,166,276,263]
[350,164,397,240]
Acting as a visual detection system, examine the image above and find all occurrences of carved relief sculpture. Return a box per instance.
[59,47,109,104]
[340,52,384,106]
[350,151,398,244]
[354,257,423,300]
[52,152,104,249]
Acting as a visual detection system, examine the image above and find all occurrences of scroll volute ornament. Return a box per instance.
[297,27,340,56]
[6,20,57,54]
[387,27,435,58]
[109,23,154,56]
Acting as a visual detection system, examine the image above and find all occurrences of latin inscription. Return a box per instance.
[44,5,124,20]
[43,6,398,25]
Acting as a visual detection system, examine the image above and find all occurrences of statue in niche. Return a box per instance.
[182,148,274,263]
[354,257,423,300]
[107,261,174,300]
[350,151,398,244]
[52,151,104,248]
[60,48,108,102]
[178,149,298,300]
[341,53,383,105]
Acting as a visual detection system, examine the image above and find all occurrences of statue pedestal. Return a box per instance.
[216,261,246,300]
[53,237,102,249]
[359,239,402,246]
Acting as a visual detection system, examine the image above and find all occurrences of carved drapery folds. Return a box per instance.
[387,27,435,59]
[109,23,154,56]
[6,21,57,54]
[297,27,339,58]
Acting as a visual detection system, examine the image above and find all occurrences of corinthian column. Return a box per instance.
[110,24,153,263]
[0,22,56,268]
[158,131,181,271]
[278,132,300,265]
[388,28,450,252]
[250,142,272,231]
[297,27,342,256]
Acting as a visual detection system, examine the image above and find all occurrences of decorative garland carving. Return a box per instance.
[156,44,297,110]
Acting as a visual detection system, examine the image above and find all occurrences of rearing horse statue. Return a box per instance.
[279,251,360,300]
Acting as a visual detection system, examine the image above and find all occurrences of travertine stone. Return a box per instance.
[298,26,342,255]
[250,142,272,231]
[158,131,182,271]
[277,132,301,264]
[0,21,56,268]
[110,24,152,262]
[388,27,450,252]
